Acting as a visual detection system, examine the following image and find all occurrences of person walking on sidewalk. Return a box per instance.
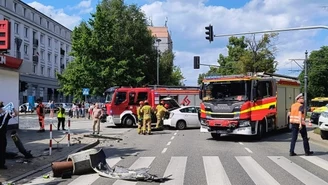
[92,103,103,135]
[36,99,45,132]
[57,104,66,130]
[0,101,18,170]
[289,93,314,156]
[49,100,55,118]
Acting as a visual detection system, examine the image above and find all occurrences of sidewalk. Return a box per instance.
[0,118,101,183]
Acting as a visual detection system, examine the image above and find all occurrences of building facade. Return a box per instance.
[0,0,73,104]
[148,26,173,53]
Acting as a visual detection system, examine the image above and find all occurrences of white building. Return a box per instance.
[0,0,73,104]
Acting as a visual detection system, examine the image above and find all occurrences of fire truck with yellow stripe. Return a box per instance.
[199,72,301,139]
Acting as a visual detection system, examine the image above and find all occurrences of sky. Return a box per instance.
[25,0,328,86]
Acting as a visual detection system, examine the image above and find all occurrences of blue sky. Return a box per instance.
[26,0,328,85]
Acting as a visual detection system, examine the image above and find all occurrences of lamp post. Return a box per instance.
[156,38,161,86]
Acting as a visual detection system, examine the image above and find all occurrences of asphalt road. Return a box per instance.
[19,123,328,185]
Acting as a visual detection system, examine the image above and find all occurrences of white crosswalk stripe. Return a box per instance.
[22,155,328,185]
[269,156,328,185]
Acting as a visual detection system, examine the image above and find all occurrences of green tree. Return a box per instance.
[159,50,184,85]
[57,0,158,98]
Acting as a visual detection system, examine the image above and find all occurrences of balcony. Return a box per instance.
[33,56,38,63]
[33,39,39,47]
[60,48,65,56]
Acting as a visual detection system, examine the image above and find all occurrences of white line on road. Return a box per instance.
[161,157,187,185]
[171,136,175,140]
[239,142,244,145]
[162,148,168,154]
[269,156,328,185]
[300,156,328,171]
[167,141,171,145]
[174,132,177,135]
[236,156,280,185]
[203,156,231,185]
[245,147,253,153]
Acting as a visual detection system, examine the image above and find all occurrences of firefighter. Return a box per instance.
[155,101,167,129]
[137,101,144,134]
[140,100,153,135]
[36,99,45,132]
[289,93,313,156]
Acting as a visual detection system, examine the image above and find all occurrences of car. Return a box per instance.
[310,104,328,124]
[318,111,328,140]
[163,106,200,130]
[19,103,38,112]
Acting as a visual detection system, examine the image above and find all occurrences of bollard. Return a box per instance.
[49,124,52,156]
[68,118,71,147]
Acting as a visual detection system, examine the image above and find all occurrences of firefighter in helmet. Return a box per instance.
[137,101,144,134]
[140,100,153,135]
[155,100,167,129]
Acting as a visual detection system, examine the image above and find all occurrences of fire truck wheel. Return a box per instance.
[256,122,264,140]
[176,120,186,130]
[211,133,221,140]
[123,116,135,127]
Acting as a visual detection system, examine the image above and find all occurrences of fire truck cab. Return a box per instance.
[104,85,200,127]
[199,72,300,139]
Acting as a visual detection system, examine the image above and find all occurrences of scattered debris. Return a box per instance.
[83,134,123,141]
[10,131,33,159]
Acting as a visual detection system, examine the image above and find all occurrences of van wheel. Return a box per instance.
[123,116,135,128]
[211,133,221,140]
[176,120,186,130]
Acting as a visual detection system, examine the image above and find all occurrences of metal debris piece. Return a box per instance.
[89,149,172,182]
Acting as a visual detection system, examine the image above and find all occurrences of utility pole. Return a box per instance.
[156,38,161,86]
[304,51,308,115]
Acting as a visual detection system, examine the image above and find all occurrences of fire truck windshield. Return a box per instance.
[202,80,251,101]
[105,91,115,103]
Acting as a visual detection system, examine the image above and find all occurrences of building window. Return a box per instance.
[24,27,28,38]
[39,17,42,25]
[13,3,16,12]
[24,8,26,17]
[54,69,57,75]
[4,0,6,7]
[48,68,51,77]
[48,53,51,62]
[54,55,57,64]
[14,23,19,34]
[41,50,44,60]
[47,21,49,29]
[41,66,44,75]
[48,38,51,47]
[54,40,58,50]
[40,34,44,44]
[40,87,44,98]
[24,45,28,55]
[33,65,37,74]
[53,25,55,32]
[31,12,34,21]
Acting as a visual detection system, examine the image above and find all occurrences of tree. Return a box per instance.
[159,50,184,85]
[299,46,328,99]
[57,0,159,98]
[197,33,278,84]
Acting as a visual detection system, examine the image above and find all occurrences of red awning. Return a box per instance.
[0,54,23,70]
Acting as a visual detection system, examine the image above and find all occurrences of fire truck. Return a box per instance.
[199,72,301,139]
[104,85,200,127]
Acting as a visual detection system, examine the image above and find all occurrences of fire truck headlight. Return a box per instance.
[239,120,250,127]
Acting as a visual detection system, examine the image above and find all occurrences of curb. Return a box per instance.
[7,139,100,184]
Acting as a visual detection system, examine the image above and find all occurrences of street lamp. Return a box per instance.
[156,38,161,86]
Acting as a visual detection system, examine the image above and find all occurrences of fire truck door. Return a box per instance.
[112,91,128,116]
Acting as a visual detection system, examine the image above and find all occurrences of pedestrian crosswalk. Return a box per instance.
[23,154,328,185]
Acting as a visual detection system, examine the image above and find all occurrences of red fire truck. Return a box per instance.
[199,72,300,139]
[104,85,200,127]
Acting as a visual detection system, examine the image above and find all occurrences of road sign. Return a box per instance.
[82,88,90,95]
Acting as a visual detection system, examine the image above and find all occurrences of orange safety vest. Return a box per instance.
[289,102,305,125]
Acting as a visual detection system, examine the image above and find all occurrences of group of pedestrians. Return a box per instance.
[137,100,168,135]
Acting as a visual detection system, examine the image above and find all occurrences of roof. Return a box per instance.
[148,26,169,38]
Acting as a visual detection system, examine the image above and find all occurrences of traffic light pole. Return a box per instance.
[210,25,328,117]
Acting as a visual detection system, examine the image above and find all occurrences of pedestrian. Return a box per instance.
[36,99,45,132]
[140,100,153,135]
[289,93,314,156]
[92,103,103,135]
[155,100,167,129]
[0,101,18,170]
[137,101,144,134]
[57,104,66,130]
[49,100,55,118]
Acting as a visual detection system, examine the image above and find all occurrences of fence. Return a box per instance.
[49,118,71,156]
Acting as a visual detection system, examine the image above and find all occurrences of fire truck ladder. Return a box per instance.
[146,85,199,90]
[255,72,299,81]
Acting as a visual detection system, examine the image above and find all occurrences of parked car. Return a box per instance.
[163,106,200,130]
[310,104,328,124]
[19,103,37,112]
[318,111,328,139]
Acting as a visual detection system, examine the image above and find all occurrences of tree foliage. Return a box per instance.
[299,46,328,99]
[159,50,184,85]
[57,0,183,100]
[197,33,278,84]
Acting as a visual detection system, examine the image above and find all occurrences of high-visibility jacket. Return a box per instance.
[289,102,305,125]
[137,106,143,120]
[57,107,65,118]
[156,105,167,117]
[141,105,152,119]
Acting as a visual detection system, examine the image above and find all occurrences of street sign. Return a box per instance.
[82,88,90,95]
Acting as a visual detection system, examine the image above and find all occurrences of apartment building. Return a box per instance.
[148,26,173,53]
[0,0,72,104]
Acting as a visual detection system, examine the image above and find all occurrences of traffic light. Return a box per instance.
[20,81,28,92]
[205,25,214,42]
[194,56,200,69]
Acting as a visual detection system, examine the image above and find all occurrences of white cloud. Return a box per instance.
[28,1,82,29]
[72,0,93,14]
[141,0,328,85]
